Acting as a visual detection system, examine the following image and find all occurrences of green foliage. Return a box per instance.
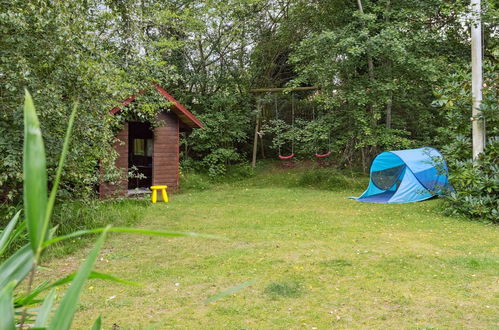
[434,61,498,222]
[0,199,148,260]
[180,163,255,192]
[0,211,22,258]
[0,93,205,329]
[203,148,242,178]
[2,0,498,226]
[23,91,48,254]
[443,139,499,223]
[49,229,109,330]
[179,172,212,192]
[1,1,121,204]
[0,0,191,206]
[286,0,474,166]
[47,199,148,257]
[185,93,252,177]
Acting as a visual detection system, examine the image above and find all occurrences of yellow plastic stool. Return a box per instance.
[150,185,168,203]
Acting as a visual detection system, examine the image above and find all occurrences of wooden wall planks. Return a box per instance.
[99,123,128,197]
[153,112,180,190]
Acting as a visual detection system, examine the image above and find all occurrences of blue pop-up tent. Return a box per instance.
[353,147,451,203]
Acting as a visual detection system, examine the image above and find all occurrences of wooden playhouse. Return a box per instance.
[99,84,203,197]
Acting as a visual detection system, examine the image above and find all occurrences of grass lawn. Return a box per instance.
[40,168,498,329]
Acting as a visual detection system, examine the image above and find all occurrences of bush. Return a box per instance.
[185,92,252,177]
[220,163,255,182]
[297,168,368,191]
[443,138,499,223]
[434,60,498,223]
[202,148,241,178]
[179,172,212,192]
[180,163,255,192]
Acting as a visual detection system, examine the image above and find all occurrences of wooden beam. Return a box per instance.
[251,102,261,168]
[249,86,319,93]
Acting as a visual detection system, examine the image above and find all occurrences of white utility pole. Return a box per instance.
[471,0,485,159]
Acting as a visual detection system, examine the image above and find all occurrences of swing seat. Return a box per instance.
[315,151,332,158]
[278,153,295,160]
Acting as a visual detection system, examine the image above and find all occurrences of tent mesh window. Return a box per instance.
[371,164,405,190]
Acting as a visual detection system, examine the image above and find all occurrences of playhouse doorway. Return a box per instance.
[128,122,153,189]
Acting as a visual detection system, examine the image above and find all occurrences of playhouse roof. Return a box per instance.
[109,83,203,129]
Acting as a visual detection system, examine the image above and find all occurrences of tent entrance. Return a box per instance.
[371,164,405,190]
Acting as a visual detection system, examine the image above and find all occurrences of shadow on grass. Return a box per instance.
[264,281,303,299]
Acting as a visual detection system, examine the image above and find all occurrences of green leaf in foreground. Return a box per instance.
[42,227,221,248]
[41,103,77,259]
[16,270,139,308]
[0,280,17,330]
[205,280,256,304]
[0,245,34,290]
[0,210,21,257]
[49,270,141,288]
[91,315,102,330]
[23,90,48,255]
[49,228,109,330]
[34,289,56,328]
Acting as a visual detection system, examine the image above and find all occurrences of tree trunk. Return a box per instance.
[356,0,375,82]
[361,147,367,174]
[386,90,392,129]
[356,0,376,128]
[384,0,392,130]
[471,0,485,159]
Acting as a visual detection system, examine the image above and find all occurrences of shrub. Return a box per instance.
[179,172,212,192]
[443,137,499,223]
[434,61,498,223]
[202,148,241,178]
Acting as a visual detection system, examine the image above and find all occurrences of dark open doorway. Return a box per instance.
[128,122,153,189]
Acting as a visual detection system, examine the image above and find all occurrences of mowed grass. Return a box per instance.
[39,169,498,329]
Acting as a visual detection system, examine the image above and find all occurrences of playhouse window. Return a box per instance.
[146,139,153,156]
[133,139,145,156]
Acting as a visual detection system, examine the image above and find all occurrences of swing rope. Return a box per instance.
[277,94,295,160]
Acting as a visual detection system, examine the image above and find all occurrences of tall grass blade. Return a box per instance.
[205,279,256,304]
[42,227,219,248]
[0,280,17,330]
[0,211,21,257]
[16,270,139,307]
[14,280,49,307]
[49,228,109,330]
[34,288,56,328]
[1,219,27,259]
[0,245,34,289]
[48,270,140,289]
[23,90,47,254]
[91,315,102,330]
[42,103,77,251]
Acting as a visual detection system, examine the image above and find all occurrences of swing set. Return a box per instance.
[250,86,332,167]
